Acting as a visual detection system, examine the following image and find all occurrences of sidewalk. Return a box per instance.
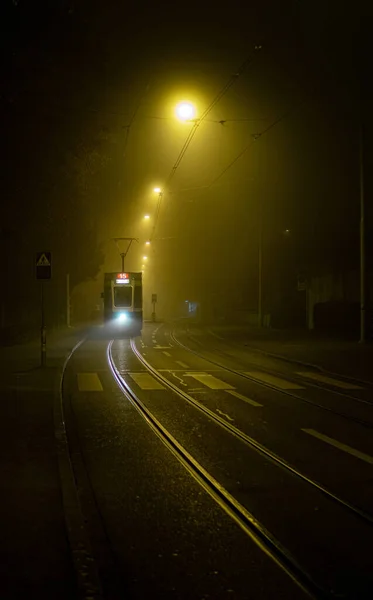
[0,326,87,599]
[209,325,373,383]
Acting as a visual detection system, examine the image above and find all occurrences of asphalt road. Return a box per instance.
[61,322,373,599]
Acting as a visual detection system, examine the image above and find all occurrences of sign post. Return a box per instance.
[297,274,308,329]
[151,293,157,322]
[36,252,52,367]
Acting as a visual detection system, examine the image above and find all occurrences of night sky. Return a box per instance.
[1,0,372,325]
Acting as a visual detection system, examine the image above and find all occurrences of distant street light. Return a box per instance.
[175,101,196,122]
[143,256,148,260]
[144,214,150,220]
[145,240,150,245]
[153,187,162,193]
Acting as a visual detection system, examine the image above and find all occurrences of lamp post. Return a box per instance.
[359,122,365,343]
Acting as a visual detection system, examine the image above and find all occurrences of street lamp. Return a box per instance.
[175,101,196,122]
[144,214,150,220]
[143,256,148,260]
[153,187,162,193]
[145,240,150,246]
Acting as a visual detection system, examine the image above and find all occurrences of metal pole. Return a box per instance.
[359,123,365,343]
[41,282,46,367]
[121,253,125,273]
[66,273,70,328]
[258,215,263,328]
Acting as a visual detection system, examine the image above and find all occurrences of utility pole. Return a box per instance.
[253,131,264,328]
[66,273,71,327]
[359,122,365,343]
[258,218,262,328]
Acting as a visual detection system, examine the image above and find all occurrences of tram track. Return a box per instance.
[127,337,373,527]
[107,337,373,598]
[170,329,373,429]
[107,340,326,600]
[59,332,373,599]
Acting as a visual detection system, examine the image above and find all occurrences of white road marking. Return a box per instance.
[216,408,234,421]
[302,428,373,465]
[245,371,304,390]
[185,372,234,390]
[129,372,164,390]
[170,372,188,387]
[297,371,363,390]
[207,328,225,340]
[176,360,189,369]
[226,389,262,407]
[163,351,171,357]
[77,373,103,392]
[154,345,172,349]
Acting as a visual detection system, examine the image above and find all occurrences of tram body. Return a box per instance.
[103,271,143,336]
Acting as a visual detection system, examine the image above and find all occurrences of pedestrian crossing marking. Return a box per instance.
[77,373,103,392]
[129,372,164,390]
[245,371,304,390]
[186,372,234,390]
[297,371,363,390]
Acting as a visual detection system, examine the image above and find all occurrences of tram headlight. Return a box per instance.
[117,312,128,323]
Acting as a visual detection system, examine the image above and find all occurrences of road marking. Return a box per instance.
[245,371,304,390]
[216,408,234,421]
[186,372,234,390]
[163,351,171,357]
[207,328,225,340]
[176,360,189,369]
[302,428,373,465]
[129,372,164,390]
[154,345,172,349]
[226,389,262,407]
[297,371,363,390]
[77,373,103,392]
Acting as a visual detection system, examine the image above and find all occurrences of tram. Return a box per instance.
[103,271,143,336]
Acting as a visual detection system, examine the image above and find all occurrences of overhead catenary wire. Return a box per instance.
[123,82,151,157]
[150,45,263,240]
[208,98,305,188]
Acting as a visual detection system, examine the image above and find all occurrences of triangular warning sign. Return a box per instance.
[37,253,51,267]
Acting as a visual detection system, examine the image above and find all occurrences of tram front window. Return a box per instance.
[114,285,132,308]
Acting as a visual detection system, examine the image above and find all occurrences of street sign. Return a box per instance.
[152,293,157,304]
[297,274,306,291]
[36,251,51,280]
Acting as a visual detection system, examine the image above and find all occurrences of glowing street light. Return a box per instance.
[145,240,150,245]
[153,187,162,193]
[175,101,196,122]
[144,214,150,220]
[143,256,148,260]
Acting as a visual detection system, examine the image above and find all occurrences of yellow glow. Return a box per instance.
[141,264,145,268]
[153,187,162,193]
[175,101,196,121]
[144,214,150,220]
[143,256,148,260]
[145,241,150,245]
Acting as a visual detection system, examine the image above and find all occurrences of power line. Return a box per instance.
[208,98,305,188]
[123,82,151,157]
[151,45,263,239]
[167,45,263,187]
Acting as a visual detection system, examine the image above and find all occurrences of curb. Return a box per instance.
[54,336,103,600]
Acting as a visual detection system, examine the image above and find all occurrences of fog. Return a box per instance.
[1,1,371,336]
